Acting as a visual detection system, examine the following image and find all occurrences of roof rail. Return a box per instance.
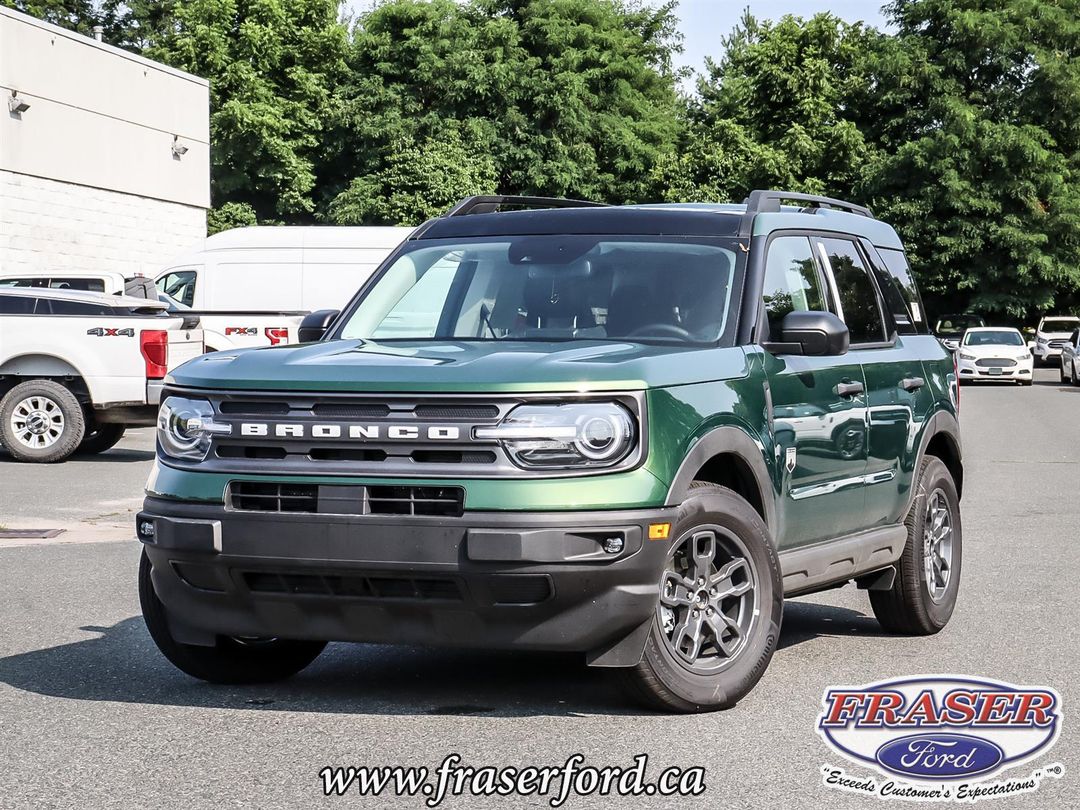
[444,195,607,217]
[744,190,873,218]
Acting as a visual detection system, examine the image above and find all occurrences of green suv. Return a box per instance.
[137,191,963,712]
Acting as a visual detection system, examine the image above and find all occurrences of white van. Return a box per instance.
[156,225,413,312]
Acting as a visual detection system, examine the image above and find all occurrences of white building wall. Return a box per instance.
[0,171,206,278]
[0,6,209,278]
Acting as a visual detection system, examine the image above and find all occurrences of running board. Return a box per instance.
[779,526,907,597]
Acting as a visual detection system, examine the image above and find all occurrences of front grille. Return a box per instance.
[228,481,465,516]
[242,570,463,601]
[975,358,1017,367]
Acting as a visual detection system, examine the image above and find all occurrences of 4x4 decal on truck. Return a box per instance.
[225,326,258,336]
[86,327,135,337]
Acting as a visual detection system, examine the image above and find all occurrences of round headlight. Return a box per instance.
[157,396,230,461]
[476,402,637,469]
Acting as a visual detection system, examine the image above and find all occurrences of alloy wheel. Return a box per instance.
[9,396,65,450]
[923,488,954,602]
[657,526,758,673]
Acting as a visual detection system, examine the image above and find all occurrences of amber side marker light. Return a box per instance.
[648,523,671,541]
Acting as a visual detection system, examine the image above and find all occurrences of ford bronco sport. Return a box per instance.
[136,191,963,712]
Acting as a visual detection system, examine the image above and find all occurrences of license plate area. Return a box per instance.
[988,367,1003,375]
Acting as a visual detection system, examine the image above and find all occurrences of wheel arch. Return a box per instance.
[664,425,776,532]
[917,409,963,501]
[0,355,91,403]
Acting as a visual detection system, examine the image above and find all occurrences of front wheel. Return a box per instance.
[620,483,783,712]
[870,456,962,634]
[139,550,326,683]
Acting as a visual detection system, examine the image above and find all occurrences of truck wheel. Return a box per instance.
[77,423,126,455]
[620,482,782,713]
[0,380,85,463]
[870,455,962,635]
[139,550,326,684]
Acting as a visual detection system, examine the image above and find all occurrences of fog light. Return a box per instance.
[603,536,624,554]
[138,520,156,540]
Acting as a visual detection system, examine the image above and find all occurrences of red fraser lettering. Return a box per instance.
[821,689,1057,728]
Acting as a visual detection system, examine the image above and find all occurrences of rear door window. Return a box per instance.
[0,295,36,314]
[817,238,888,345]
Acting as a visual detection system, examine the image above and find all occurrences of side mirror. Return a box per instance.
[298,309,339,343]
[763,310,850,357]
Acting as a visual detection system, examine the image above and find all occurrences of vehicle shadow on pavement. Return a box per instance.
[778,601,887,650]
[0,602,883,716]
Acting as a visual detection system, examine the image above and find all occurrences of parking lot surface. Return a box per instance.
[0,371,1076,808]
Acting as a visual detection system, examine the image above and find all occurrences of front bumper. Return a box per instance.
[1033,345,1062,360]
[137,497,675,658]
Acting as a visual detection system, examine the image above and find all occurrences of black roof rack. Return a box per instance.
[444,195,608,217]
[739,190,873,238]
[744,190,873,218]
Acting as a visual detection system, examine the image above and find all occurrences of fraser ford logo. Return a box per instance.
[817,675,1064,802]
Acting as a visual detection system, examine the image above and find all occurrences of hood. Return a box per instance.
[959,343,1029,357]
[1037,330,1073,339]
[167,339,750,393]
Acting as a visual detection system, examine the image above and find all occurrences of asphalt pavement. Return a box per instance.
[0,371,1076,809]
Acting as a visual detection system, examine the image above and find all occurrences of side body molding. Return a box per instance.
[663,425,777,532]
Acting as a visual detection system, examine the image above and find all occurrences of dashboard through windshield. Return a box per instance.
[336,236,739,344]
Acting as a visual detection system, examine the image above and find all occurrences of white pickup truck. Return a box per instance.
[0,287,203,462]
[0,270,303,353]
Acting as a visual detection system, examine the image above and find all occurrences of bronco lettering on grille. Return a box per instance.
[238,423,461,440]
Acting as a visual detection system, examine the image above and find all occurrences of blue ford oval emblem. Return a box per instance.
[875,733,1004,780]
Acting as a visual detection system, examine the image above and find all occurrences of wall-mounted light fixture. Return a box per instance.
[171,135,189,158]
[8,90,30,115]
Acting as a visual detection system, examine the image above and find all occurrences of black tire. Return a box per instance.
[619,483,783,713]
[1072,361,1079,387]
[77,422,126,455]
[1059,360,1067,383]
[139,550,326,684]
[0,380,85,463]
[870,456,962,635]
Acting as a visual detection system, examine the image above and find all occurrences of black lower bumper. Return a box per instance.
[137,497,676,661]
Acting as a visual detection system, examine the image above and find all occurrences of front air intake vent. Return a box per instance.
[227,482,465,517]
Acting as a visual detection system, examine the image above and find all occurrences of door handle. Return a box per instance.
[900,376,925,392]
[835,381,865,398]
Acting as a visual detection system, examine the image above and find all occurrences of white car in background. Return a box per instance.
[955,327,1033,385]
[1032,315,1080,366]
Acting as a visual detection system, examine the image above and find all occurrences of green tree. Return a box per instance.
[148,0,350,222]
[656,12,883,203]
[0,0,99,35]
[861,0,1080,319]
[324,0,684,223]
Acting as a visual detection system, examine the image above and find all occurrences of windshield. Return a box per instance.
[337,236,739,344]
[1040,318,1080,332]
[936,315,984,334]
[964,330,1025,347]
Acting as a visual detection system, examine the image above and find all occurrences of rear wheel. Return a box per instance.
[77,422,126,455]
[620,483,782,712]
[870,456,961,634]
[0,380,85,463]
[139,550,326,683]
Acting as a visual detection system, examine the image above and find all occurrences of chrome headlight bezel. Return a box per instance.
[157,396,232,462]
[475,401,639,470]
